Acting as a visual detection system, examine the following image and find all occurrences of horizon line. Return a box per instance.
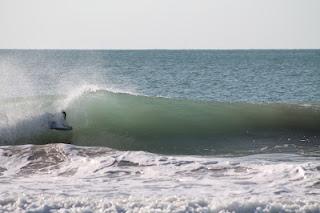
[1,48,320,51]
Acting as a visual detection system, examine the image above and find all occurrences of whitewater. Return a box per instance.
[0,50,320,212]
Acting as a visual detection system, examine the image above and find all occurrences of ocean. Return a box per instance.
[0,50,320,212]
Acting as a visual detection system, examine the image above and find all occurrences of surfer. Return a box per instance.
[49,111,72,131]
[62,111,67,120]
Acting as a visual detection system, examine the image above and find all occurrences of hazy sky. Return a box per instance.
[1,0,319,49]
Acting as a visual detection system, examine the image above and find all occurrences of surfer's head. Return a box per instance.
[62,111,66,120]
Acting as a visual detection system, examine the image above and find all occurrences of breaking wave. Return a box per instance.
[1,143,320,212]
[1,87,320,155]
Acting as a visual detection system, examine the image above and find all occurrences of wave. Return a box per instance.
[1,88,320,155]
[1,144,320,212]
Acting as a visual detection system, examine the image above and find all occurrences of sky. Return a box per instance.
[0,0,319,49]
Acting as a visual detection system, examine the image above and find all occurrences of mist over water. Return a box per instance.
[0,50,320,212]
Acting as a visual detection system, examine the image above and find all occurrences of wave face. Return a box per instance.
[2,89,320,155]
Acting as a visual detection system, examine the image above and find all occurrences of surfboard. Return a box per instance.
[51,125,73,131]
